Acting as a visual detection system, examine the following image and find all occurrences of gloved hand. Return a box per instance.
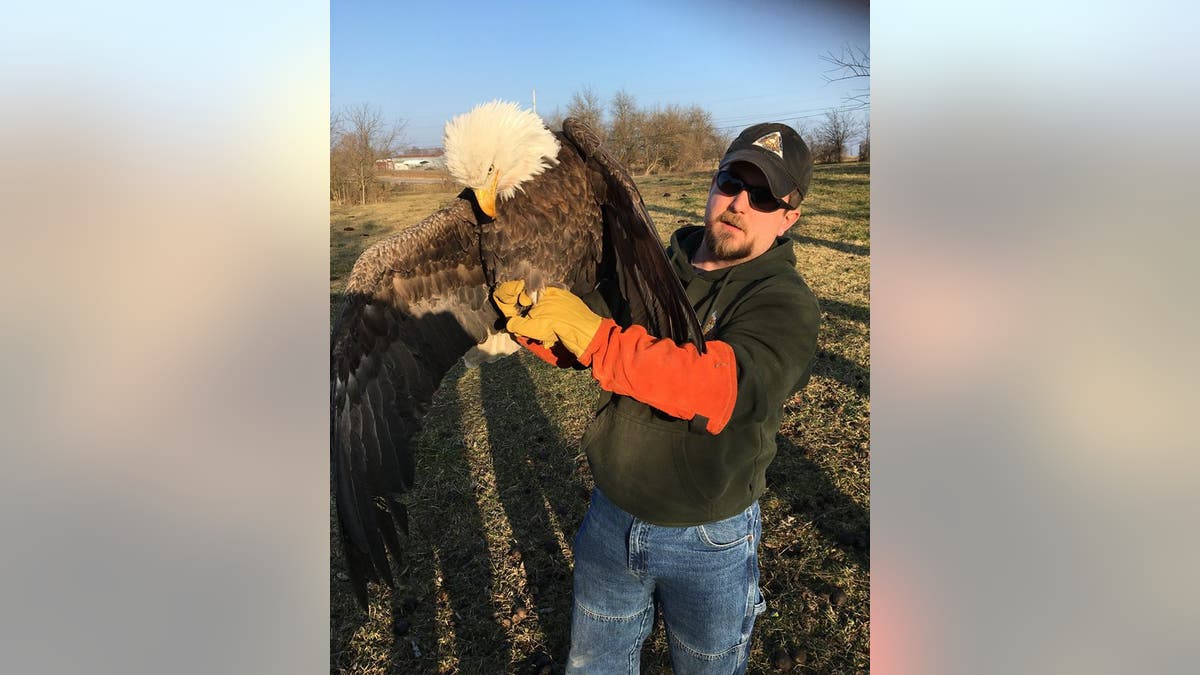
[492,280,534,319]
[505,287,604,357]
[497,281,738,435]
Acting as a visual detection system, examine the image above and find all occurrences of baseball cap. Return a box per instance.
[719,122,813,205]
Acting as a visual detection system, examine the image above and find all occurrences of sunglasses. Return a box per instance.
[714,170,793,212]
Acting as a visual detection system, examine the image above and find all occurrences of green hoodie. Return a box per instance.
[579,226,821,525]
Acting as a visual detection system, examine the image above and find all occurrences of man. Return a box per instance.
[494,123,820,674]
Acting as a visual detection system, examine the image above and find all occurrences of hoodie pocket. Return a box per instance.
[678,435,739,503]
[581,404,709,520]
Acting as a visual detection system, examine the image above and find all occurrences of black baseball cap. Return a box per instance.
[719,122,813,205]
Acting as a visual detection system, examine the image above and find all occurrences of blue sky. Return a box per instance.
[332,0,869,148]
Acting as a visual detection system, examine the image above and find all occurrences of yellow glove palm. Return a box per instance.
[492,280,533,319]
[505,287,603,357]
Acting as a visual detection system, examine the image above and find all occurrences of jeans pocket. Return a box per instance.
[696,510,753,550]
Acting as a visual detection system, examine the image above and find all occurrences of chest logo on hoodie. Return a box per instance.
[702,312,719,339]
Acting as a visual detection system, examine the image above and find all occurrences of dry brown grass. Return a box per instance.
[330,162,869,673]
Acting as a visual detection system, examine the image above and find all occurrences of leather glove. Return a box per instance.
[505,287,603,357]
[494,280,578,366]
[492,279,534,319]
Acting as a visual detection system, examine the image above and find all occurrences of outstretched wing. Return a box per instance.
[331,195,497,607]
[562,118,706,351]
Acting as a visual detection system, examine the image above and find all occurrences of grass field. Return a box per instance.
[330,162,870,674]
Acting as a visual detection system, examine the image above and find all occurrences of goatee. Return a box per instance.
[703,213,753,261]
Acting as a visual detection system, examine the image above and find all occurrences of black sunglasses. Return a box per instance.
[714,170,793,212]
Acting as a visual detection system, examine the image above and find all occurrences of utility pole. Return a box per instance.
[532,88,537,114]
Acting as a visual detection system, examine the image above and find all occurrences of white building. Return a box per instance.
[381,156,447,171]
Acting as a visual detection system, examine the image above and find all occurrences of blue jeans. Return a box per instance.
[566,488,766,674]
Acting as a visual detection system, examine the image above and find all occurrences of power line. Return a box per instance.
[710,104,868,127]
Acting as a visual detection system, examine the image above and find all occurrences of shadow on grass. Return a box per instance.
[787,232,869,257]
[479,356,589,662]
[754,433,870,672]
[330,364,518,672]
[819,297,869,324]
[812,348,869,398]
[647,203,704,225]
[409,368,521,670]
[768,435,869,571]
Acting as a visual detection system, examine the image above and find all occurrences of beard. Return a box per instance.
[702,212,754,261]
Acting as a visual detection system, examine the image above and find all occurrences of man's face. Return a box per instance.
[702,161,800,265]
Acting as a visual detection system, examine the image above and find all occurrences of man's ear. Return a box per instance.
[777,206,801,235]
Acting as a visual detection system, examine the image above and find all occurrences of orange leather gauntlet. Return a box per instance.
[578,318,738,435]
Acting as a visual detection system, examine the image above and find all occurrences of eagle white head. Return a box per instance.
[443,100,561,218]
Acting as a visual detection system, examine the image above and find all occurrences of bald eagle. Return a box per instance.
[331,101,705,607]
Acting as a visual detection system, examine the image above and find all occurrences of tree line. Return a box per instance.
[542,87,867,176]
[330,92,867,205]
[539,88,727,176]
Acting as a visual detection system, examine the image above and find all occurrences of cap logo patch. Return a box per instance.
[752,131,784,159]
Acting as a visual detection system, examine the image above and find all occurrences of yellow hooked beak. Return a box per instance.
[474,170,501,218]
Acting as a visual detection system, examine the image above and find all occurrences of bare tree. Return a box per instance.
[607,89,643,167]
[821,44,870,109]
[811,109,863,164]
[565,86,606,140]
[330,103,406,205]
[330,134,353,205]
[549,89,726,176]
[330,110,344,148]
[678,106,723,172]
[638,105,685,175]
[631,104,725,175]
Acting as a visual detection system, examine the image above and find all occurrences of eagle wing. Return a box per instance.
[332,124,706,609]
[330,195,497,607]
[562,118,706,350]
